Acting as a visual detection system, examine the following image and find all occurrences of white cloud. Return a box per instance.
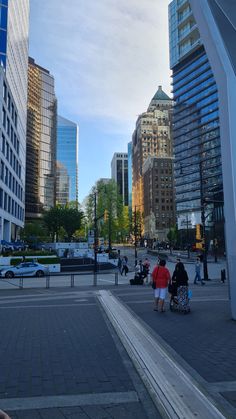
[30,0,171,124]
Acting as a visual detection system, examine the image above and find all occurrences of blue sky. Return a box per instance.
[29,0,171,203]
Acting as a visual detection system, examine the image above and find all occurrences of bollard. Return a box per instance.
[19,276,23,289]
[93,272,97,287]
[71,274,75,287]
[115,271,118,286]
[221,269,226,283]
[46,274,50,289]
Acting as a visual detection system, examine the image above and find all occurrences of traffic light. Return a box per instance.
[104,209,109,222]
[196,224,201,240]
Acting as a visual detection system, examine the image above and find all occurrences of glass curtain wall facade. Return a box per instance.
[111,153,128,206]
[56,162,70,206]
[57,115,79,205]
[25,58,57,219]
[0,0,29,240]
[169,0,224,250]
[127,142,132,214]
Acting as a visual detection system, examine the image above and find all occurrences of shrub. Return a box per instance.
[11,257,60,266]
[11,250,56,257]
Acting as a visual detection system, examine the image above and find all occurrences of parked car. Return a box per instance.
[0,262,48,278]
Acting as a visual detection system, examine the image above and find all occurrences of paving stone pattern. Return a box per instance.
[7,402,149,419]
[116,288,236,383]
[0,296,135,399]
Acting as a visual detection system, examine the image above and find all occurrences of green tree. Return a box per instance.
[85,179,130,244]
[21,221,49,245]
[43,205,84,241]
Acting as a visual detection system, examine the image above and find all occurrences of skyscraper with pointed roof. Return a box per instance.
[132,86,174,238]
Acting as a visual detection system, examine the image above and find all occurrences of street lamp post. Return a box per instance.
[94,193,98,283]
[134,206,138,266]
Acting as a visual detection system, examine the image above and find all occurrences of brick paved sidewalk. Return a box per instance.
[0,289,159,419]
[115,284,236,417]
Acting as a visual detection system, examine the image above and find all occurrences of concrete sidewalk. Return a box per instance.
[113,283,236,417]
[0,281,234,418]
[0,287,159,419]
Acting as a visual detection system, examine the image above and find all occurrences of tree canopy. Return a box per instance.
[85,179,130,243]
[43,205,84,241]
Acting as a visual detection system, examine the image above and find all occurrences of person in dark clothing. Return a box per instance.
[172,262,189,287]
[170,262,189,311]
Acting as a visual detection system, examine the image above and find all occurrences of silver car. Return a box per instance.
[0,262,48,278]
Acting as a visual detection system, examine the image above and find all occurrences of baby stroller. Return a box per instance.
[169,283,191,314]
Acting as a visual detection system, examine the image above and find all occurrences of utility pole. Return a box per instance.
[108,206,112,256]
[186,214,190,259]
[94,193,98,283]
[134,206,137,266]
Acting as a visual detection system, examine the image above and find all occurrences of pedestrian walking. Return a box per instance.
[170,261,190,312]
[135,260,144,281]
[121,256,129,276]
[151,259,171,312]
[142,257,150,284]
[194,257,205,285]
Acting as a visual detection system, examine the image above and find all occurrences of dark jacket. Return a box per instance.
[172,269,189,287]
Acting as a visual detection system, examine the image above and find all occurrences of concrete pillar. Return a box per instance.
[190,0,236,319]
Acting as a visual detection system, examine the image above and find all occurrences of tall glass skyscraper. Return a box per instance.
[169,0,224,248]
[57,115,79,205]
[26,58,57,219]
[0,0,29,240]
[127,142,132,214]
[111,152,128,206]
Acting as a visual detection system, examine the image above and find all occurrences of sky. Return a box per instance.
[29,0,171,203]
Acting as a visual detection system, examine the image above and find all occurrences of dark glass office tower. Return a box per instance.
[111,153,128,206]
[25,58,57,219]
[57,115,79,205]
[169,0,224,251]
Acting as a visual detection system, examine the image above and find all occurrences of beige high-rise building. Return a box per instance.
[132,86,173,236]
[25,58,57,219]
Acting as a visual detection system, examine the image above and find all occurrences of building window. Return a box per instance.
[5,166,8,185]
[8,195,11,212]
[3,82,6,101]
[6,117,10,135]
[11,103,14,120]
[1,134,5,154]
[0,160,4,180]
[2,106,6,128]
[7,93,10,111]
[4,192,7,211]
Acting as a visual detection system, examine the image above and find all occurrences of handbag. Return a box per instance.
[152,267,159,289]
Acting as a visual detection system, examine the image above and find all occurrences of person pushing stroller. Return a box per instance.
[169,260,190,314]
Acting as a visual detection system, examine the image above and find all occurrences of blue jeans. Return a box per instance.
[194,272,202,283]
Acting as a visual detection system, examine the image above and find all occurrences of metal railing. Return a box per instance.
[0,270,120,290]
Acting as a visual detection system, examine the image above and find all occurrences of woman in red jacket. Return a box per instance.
[151,259,171,312]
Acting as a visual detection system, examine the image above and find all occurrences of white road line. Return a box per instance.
[0,391,138,411]
[98,290,225,419]
[0,303,96,309]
